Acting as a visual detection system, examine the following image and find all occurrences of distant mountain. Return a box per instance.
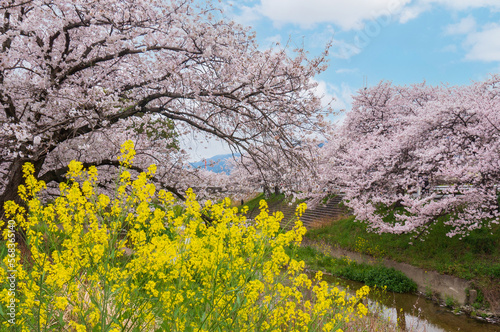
[190,153,240,174]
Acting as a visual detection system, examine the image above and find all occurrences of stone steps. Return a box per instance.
[248,195,348,230]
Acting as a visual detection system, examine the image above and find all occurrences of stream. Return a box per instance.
[321,274,500,332]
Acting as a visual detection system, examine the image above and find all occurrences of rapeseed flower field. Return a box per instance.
[1,141,369,331]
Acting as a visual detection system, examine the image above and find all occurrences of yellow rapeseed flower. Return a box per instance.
[1,142,371,332]
[118,140,136,167]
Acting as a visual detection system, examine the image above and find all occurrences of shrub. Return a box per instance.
[0,141,370,332]
[445,296,457,308]
[291,245,416,294]
[363,266,417,293]
[337,263,417,294]
[488,265,500,278]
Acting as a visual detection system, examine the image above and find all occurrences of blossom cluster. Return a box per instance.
[318,77,500,238]
[0,0,329,211]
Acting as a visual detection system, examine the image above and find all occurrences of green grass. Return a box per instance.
[239,192,301,219]
[305,216,500,282]
[287,245,417,293]
[244,194,500,282]
[239,193,283,212]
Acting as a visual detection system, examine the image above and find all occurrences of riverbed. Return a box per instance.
[321,274,500,332]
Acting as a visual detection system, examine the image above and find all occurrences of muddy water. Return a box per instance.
[321,274,500,332]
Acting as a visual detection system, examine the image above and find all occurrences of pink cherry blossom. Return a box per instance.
[319,78,500,238]
[0,0,331,211]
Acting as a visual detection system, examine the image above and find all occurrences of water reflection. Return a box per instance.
[320,274,500,332]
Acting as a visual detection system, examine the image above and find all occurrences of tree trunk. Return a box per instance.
[274,185,280,196]
[0,157,45,221]
[0,157,44,264]
[263,185,271,198]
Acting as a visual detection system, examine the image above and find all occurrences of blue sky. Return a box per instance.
[225,0,500,110]
[185,0,500,160]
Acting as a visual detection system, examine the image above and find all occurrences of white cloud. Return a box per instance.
[225,0,500,34]
[335,68,359,74]
[331,39,362,59]
[421,0,500,10]
[230,4,263,26]
[465,25,500,62]
[247,0,500,30]
[259,0,410,30]
[307,25,337,49]
[313,79,354,113]
[444,16,476,35]
[399,0,500,22]
[441,17,500,63]
[398,4,430,23]
[440,44,458,53]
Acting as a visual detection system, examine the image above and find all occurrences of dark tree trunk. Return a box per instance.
[0,157,44,265]
[263,185,270,198]
[0,157,45,221]
[274,185,280,196]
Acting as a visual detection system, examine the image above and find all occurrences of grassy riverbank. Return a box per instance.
[304,214,500,312]
[241,193,500,312]
[306,215,500,280]
[286,244,417,293]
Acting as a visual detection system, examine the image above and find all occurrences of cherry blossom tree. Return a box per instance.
[320,77,500,238]
[0,0,330,214]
